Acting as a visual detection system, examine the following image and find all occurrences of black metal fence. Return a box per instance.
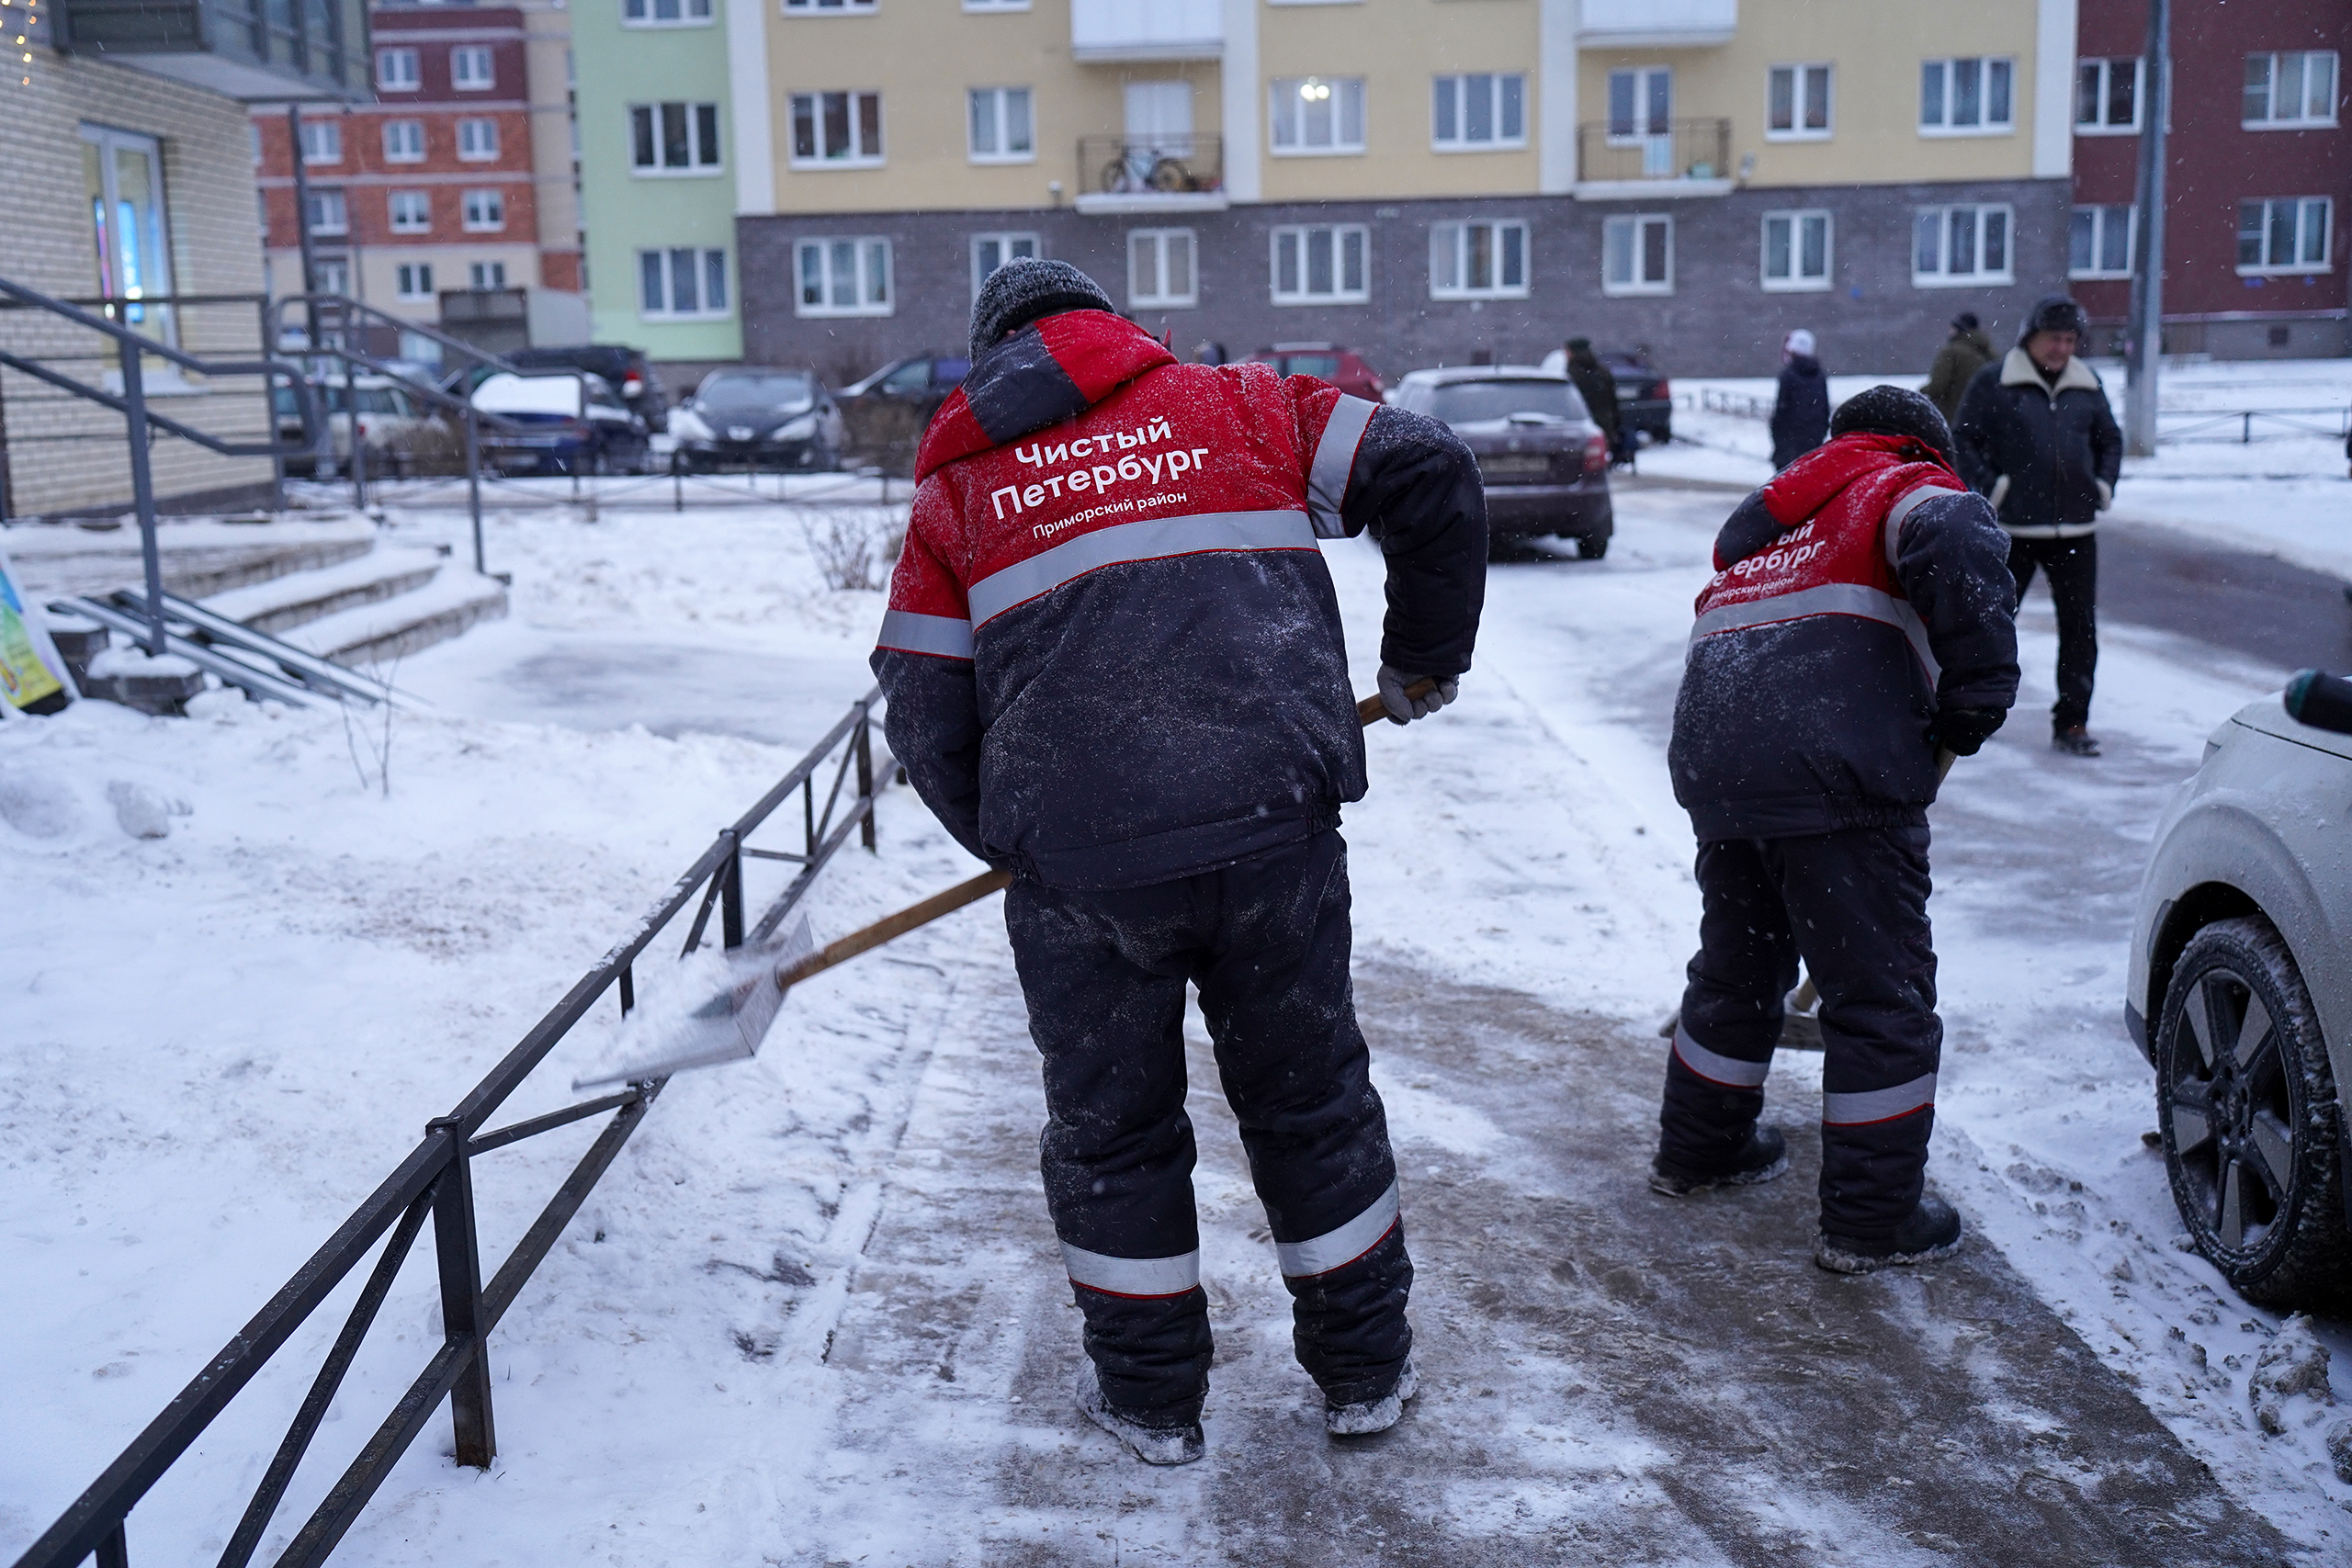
[9,691,888,1568]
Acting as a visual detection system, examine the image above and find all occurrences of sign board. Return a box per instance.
[0,545,73,715]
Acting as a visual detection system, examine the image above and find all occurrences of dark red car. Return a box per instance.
[1248,343,1384,401]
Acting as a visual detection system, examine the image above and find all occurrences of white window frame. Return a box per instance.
[314,257,350,296]
[1269,223,1370,305]
[305,187,348,236]
[377,46,419,92]
[796,236,894,317]
[461,188,505,232]
[783,0,876,11]
[457,117,500,162]
[469,260,507,289]
[1912,202,2015,287]
[1760,209,1832,292]
[639,246,731,319]
[382,119,426,163]
[1428,219,1528,300]
[1766,62,1833,141]
[1430,73,1526,152]
[2244,51,2339,130]
[388,189,432,234]
[630,102,725,175]
[394,262,435,301]
[971,231,1039,297]
[299,117,343,165]
[789,91,885,167]
[963,0,1027,10]
[1919,57,2015,136]
[2069,203,2135,279]
[1601,212,1672,296]
[2074,56,2142,133]
[1270,76,1366,156]
[1606,66,1671,143]
[622,0,712,26]
[2237,197,2334,276]
[451,45,494,92]
[967,87,1035,164]
[80,123,178,348]
[1127,228,1197,309]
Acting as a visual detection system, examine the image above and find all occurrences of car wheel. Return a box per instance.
[1574,534,1610,560]
[2155,915,2352,1307]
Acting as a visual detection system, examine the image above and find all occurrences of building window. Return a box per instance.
[1767,63,1832,140]
[1270,77,1365,155]
[1430,73,1525,150]
[1429,219,1527,299]
[470,261,507,288]
[790,91,884,165]
[784,0,876,10]
[1271,223,1368,304]
[299,118,342,164]
[80,123,177,347]
[378,47,419,91]
[964,0,1026,9]
[396,262,435,300]
[458,118,500,161]
[383,119,425,162]
[2075,57,2141,132]
[631,103,723,172]
[1761,209,1831,290]
[2244,52,2338,129]
[305,188,348,235]
[2068,204,2133,278]
[1128,229,1196,309]
[452,45,494,91]
[2238,197,2333,274]
[1913,203,2013,285]
[967,87,1035,163]
[461,188,505,231]
[389,189,432,233]
[1920,57,2013,134]
[971,231,1038,296]
[1601,213,1671,295]
[623,0,712,24]
[1607,67,1671,141]
[797,237,892,315]
[639,246,729,317]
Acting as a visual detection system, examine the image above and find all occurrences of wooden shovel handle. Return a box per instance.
[1357,677,1437,726]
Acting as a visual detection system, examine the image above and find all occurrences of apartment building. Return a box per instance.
[723,0,2075,382]
[2073,0,2346,358]
[253,0,584,347]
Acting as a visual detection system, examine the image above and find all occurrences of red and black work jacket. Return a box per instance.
[1668,432,2018,840]
[872,310,1485,889]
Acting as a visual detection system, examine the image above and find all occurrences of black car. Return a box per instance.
[507,345,670,434]
[1604,351,1672,446]
[1394,368,1614,558]
[837,353,970,469]
[671,368,847,472]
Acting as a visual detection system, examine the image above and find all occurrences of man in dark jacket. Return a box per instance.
[1660,386,2018,1274]
[1923,311,1995,425]
[1769,329,1829,470]
[1954,294,2122,756]
[873,259,1487,1465]
[1565,337,1624,464]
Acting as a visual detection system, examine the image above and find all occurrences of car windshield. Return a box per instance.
[699,373,815,415]
[1428,379,1581,424]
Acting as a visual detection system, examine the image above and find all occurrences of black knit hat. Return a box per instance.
[969,258,1116,360]
[2018,294,2087,344]
[1951,310,1979,333]
[1829,384,1955,464]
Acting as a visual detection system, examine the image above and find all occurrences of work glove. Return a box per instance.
[1927,705,2006,758]
[1378,665,1458,725]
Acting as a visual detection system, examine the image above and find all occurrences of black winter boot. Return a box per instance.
[1649,1125,1790,1197]
[2052,726,2100,757]
[1815,1194,1964,1274]
[1075,1362,1204,1465]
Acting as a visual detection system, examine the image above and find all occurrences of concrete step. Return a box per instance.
[5,515,379,601]
[284,570,509,669]
[202,546,448,635]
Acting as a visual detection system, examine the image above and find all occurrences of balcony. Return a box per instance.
[1577,0,1736,48]
[1070,0,1221,62]
[1576,119,1734,198]
[60,0,372,100]
[1072,134,1226,214]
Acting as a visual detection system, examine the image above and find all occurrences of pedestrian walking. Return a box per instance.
[1659,386,2018,1274]
[1923,311,1995,426]
[1770,329,1829,470]
[871,259,1487,1465]
[1565,336,1626,466]
[1953,294,2121,757]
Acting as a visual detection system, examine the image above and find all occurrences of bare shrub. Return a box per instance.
[800,507,908,592]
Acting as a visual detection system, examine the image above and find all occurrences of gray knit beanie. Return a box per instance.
[1829,384,1955,464]
[969,258,1116,360]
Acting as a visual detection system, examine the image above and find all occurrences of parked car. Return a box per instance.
[1248,344,1384,402]
[2127,677,2352,1307]
[469,370,651,476]
[507,345,670,434]
[1391,367,1613,558]
[1538,347,1673,446]
[837,353,970,468]
[270,376,436,477]
[670,367,846,472]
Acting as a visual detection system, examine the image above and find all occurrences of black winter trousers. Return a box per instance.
[1661,828,1941,1242]
[1003,829,1411,1427]
[2007,533,2098,730]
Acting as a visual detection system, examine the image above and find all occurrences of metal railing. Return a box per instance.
[1078,133,1224,196]
[1577,118,1732,185]
[9,691,889,1568]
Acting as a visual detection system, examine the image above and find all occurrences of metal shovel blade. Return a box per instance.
[572,915,814,1089]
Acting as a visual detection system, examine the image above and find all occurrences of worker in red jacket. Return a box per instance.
[873,259,1486,1463]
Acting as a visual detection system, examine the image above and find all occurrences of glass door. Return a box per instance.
[80,124,177,353]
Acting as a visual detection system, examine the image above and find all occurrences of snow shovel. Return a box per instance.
[574,680,1434,1089]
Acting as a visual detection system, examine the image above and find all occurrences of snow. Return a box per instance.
[5,478,2351,1562]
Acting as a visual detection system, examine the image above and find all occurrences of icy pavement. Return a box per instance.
[4,488,2349,1563]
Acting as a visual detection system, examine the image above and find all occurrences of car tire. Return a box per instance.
[1574,534,1610,560]
[2155,915,2352,1307]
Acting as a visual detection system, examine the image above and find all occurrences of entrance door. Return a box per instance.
[80,124,177,352]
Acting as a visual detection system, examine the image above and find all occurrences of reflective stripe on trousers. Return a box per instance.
[1672,1021,1771,1088]
[1821,1072,1937,1125]
[1062,1241,1202,1298]
[1274,1180,1400,1279]
[967,509,1318,626]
